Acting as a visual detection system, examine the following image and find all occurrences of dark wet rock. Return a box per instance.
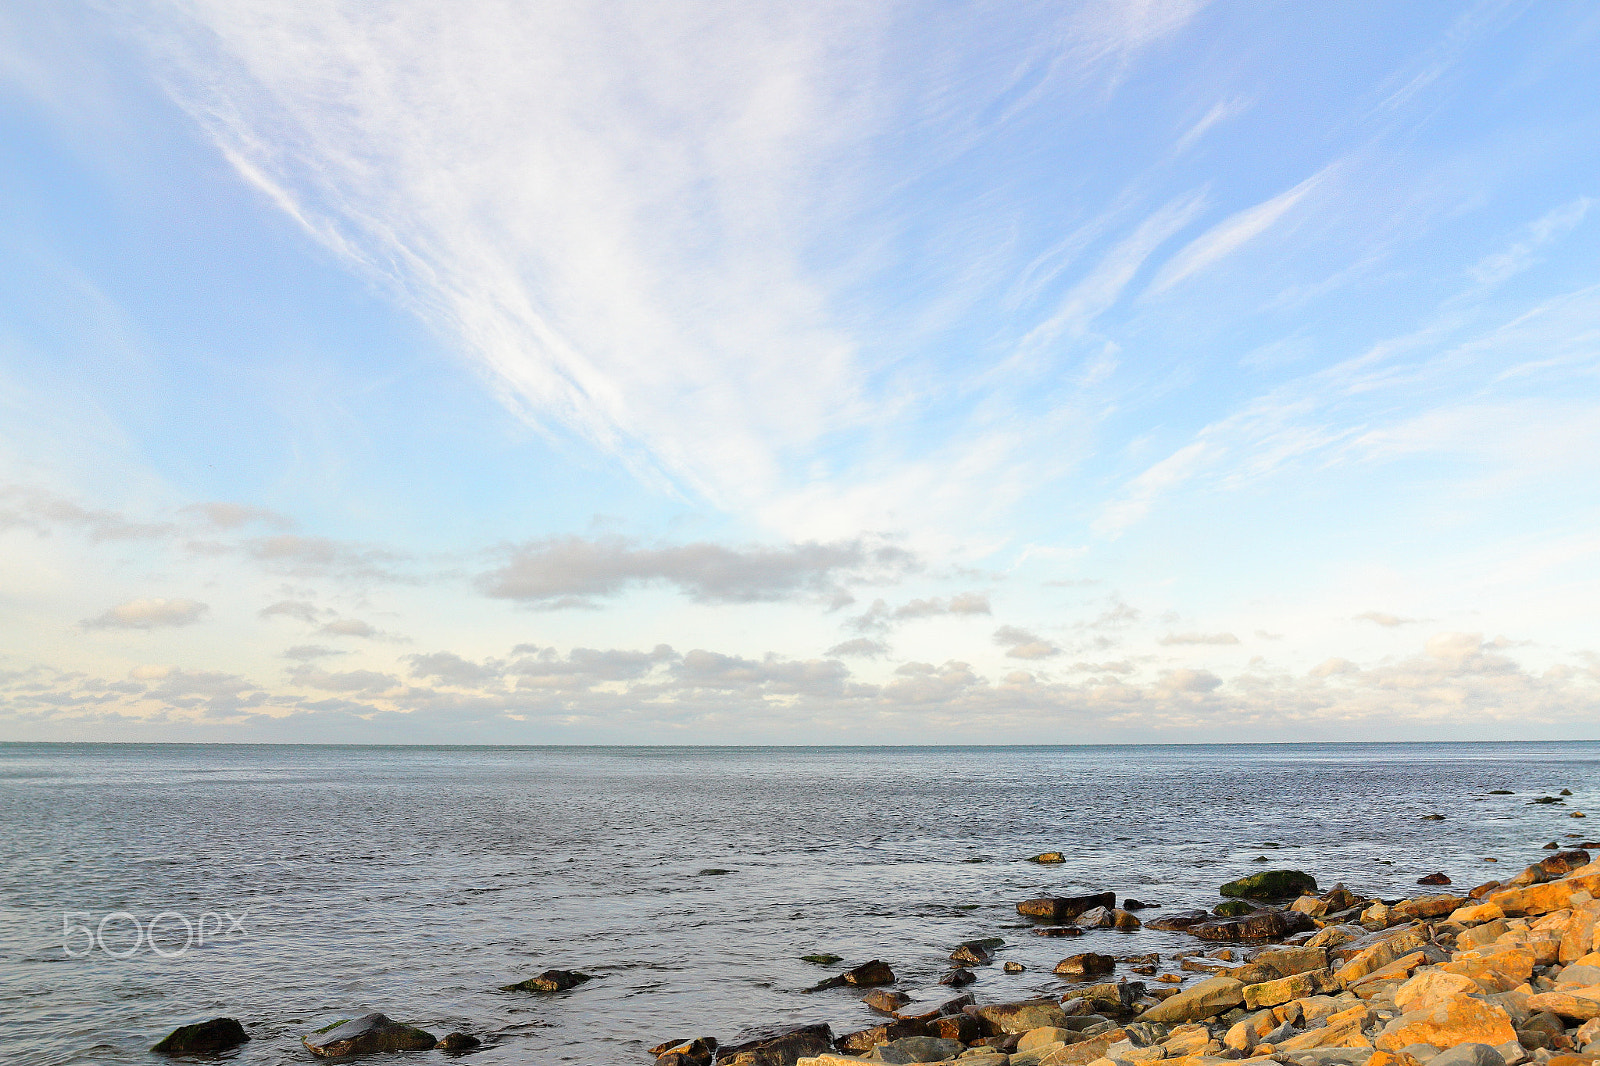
[1055,953,1117,977]
[1123,898,1151,910]
[836,1020,928,1054]
[1562,789,1575,796]
[1421,814,1446,821]
[864,989,912,1014]
[718,1022,832,1066]
[1321,884,1361,911]
[941,967,976,987]
[1079,906,1143,930]
[805,959,895,992]
[928,1013,982,1043]
[501,968,593,993]
[1191,909,1314,941]
[800,953,843,965]
[1213,900,1256,917]
[1532,796,1566,804]
[650,1036,718,1057]
[950,942,993,965]
[1469,880,1504,899]
[436,1031,481,1051]
[1489,789,1514,794]
[1017,891,1117,921]
[1509,849,1591,886]
[893,993,975,1023]
[1036,925,1086,937]
[1220,870,1317,900]
[1146,910,1213,932]
[698,868,734,876]
[1079,979,1145,1014]
[151,1018,249,1055]
[973,998,1071,1034]
[874,1035,965,1063]
[302,1014,437,1058]
[1003,961,1026,974]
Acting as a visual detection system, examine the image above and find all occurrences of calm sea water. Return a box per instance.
[1,742,1597,1066]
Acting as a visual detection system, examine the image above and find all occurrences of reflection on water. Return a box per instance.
[1,742,1596,1065]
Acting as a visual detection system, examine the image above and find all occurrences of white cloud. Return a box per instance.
[1148,166,1331,294]
[1159,632,1239,646]
[82,597,208,630]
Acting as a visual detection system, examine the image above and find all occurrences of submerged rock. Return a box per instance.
[940,967,976,987]
[1146,910,1213,932]
[151,1018,249,1055]
[1419,872,1453,885]
[805,959,895,992]
[1214,900,1256,917]
[801,954,844,965]
[302,1014,437,1058]
[863,989,912,1014]
[1030,852,1067,864]
[950,942,993,965]
[501,969,593,993]
[436,1032,481,1051]
[1220,870,1318,900]
[1035,925,1086,937]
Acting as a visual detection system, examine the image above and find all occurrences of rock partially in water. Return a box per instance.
[1146,910,1213,932]
[302,1014,437,1058]
[836,1020,927,1054]
[873,1035,965,1063]
[1035,925,1086,937]
[1078,906,1143,930]
[801,954,844,965]
[950,942,994,965]
[721,1023,832,1066]
[436,1031,481,1051]
[1124,898,1151,910]
[1003,961,1026,974]
[151,1018,249,1055]
[1030,851,1067,864]
[501,969,593,993]
[928,1012,982,1043]
[1055,953,1117,977]
[863,989,912,1014]
[1017,891,1117,921]
[1418,872,1453,885]
[1214,900,1256,917]
[805,959,895,992]
[940,967,976,987]
[1220,870,1318,900]
[973,998,1071,1034]
[1191,909,1313,942]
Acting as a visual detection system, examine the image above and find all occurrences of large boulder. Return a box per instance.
[1525,986,1600,1021]
[1221,870,1319,899]
[720,1023,833,1066]
[151,1018,249,1055]
[302,1014,437,1058]
[872,1035,965,1063]
[836,1020,928,1054]
[1191,909,1314,941]
[1374,996,1518,1051]
[1018,892,1117,921]
[1489,873,1600,917]
[1138,976,1245,1023]
[1145,909,1213,932]
[974,999,1072,1034]
[1508,850,1591,886]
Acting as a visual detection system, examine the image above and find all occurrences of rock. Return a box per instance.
[1491,874,1600,917]
[1056,954,1117,977]
[1221,871,1319,900]
[720,1023,833,1066]
[866,991,913,1014]
[1375,997,1519,1052]
[848,960,897,986]
[942,968,976,987]
[1524,986,1600,1021]
[928,1013,982,1043]
[1019,893,1119,921]
[1247,945,1329,979]
[1419,873,1454,886]
[1423,814,1447,821]
[802,954,845,965]
[302,1014,437,1058]
[1078,906,1144,930]
[1516,1011,1569,1050]
[1125,899,1151,911]
[894,993,975,1023]
[872,1035,965,1063]
[1005,962,1027,974]
[1396,971,1483,1013]
[1575,1017,1600,1048]
[501,969,593,992]
[1018,1027,1081,1051]
[1427,1044,1507,1066]
[1035,1029,1127,1066]
[1333,925,1430,984]
[151,1018,249,1055]
[650,1037,718,1063]
[1037,926,1087,937]
[953,943,995,965]
[1191,910,1314,942]
[1243,970,1328,1008]
[1146,910,1214,932]
[1138,977,1245,1023]
[1508,851,1592,887]
[837,1021,928,1054]
[1215,900,1257,917]
[1395,895,1467,921]
[437,1032,481,1051]
[976,1000,1073,1034]
[1032,852,1068,864]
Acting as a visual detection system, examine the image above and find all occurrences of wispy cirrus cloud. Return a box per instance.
[82,597,208,630]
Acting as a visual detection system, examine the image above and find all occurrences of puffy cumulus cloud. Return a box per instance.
[825,637,889,659]
[244,534,409,582]
[1160,632,1240,646]
[82,598,209,630]
[319,618,381,639]
[1355,611,1418,627]
[993,625,1060,660]
[4,632,1599,742]
[479,536,915,608]
[847,592,991,634]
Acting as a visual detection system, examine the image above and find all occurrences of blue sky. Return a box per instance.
[2,0,1598,742]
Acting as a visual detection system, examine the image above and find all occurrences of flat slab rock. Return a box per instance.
[151,1017,249,1055]
[1017,892,1117,921]
[302,1013,437,1058]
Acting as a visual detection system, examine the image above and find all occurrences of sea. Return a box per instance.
[1,742,1597,1065]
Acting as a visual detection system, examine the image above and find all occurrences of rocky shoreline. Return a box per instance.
[150,839,1600,1066]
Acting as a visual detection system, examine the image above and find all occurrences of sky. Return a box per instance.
[1,0,1598,744]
